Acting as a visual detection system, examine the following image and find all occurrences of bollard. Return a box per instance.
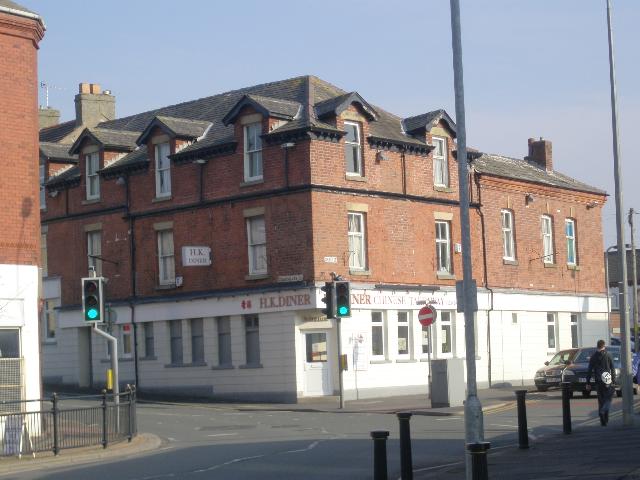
[371,430,390,480]
[467,442,491,480]
[561,382,572,434]
[515,390,529,449]
[51,393,59,456]
[397,413,413,480]
[101,389,108,448]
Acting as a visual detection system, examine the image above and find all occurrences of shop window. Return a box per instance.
[42,299,59,341]
[571,314,579,348]
[121,325,132,357]
[397,311,410,357]
[169,320,183,365]
[245,315,260,365]
[217,317,232,366]
[306,332,328,362]
[547,313,558,350]
[371,311,385,359]
[440,311,453,355]
[144,322,155,358]
[191,318,204,364]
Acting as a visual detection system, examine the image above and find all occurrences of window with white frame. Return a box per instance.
[246,216,267,275]
[348,212,366,270]
[41,232,48,277]
[157,229,175,285]
[121,325,132,357]
[144,322,155,358]
[244,315,260,365]
[541,215,554,264]
[40,164,46,209]
[547,313,557,350]
[42,298,59,340]
[501,209,516,260]
[570,314,579,348]
[155,142,171,198]
[440,311,453,355]
[421,323,432,355]
[217,317,232,366]
[85,152,100,200]
[87,230,102,275]
[191,318,204,364]
[371,311,385,358]
[244,122,263,181]
[565,219,577,265]
[169,320,183,364]
[432,137,449,187]
[344,121,363,176]
[397,311,410,357]
[435,221,451,273]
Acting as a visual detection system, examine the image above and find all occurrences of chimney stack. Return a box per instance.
[74,82,115,128]
[526,137,553,172]
[38,107,60,129]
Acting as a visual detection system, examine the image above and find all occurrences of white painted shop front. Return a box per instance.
[42,279,608,402]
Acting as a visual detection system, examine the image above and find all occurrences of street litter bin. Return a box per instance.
[430,358,465,407]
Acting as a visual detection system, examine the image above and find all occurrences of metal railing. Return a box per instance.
[0,385,137,458]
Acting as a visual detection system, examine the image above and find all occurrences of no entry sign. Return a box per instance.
[418,305,437,327]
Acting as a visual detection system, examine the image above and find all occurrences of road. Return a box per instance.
[2,390,634,480]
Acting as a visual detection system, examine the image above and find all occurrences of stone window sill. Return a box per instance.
[82,198,101,205]
[434,186,454,193]
[164,362,208,368]
[543,263,557,269]
[139,356,157,361]
[211,364,235,370]
[152,195,172,203]
[437,272,456,280]
[370,359,391,364]
[567,264,580,271]
[101,357,133,363]
[350,269,371,276]
[240,178,264,187]
[239,363,263,369]
[395,359,417,363]
[345,174,367,182]
[503,259,519,266]
[156,283,177,290]
[245,273,269,281]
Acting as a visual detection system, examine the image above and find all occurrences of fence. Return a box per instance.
[0,386,137,458]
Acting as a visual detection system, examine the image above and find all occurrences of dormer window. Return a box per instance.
[85,152,100,200]
[344,121,363,176]
[155,142,171,198]
[433,137,449,187]
[243,122,263,182]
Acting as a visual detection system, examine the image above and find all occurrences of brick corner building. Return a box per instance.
[0,0,45,407]
[40,75,608,401]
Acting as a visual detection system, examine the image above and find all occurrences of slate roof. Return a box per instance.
[472,153,606,195]
[39,142,77,162]
[315,92,378,120]
[222,94,301,125]
[136,116,212,145]
[39,120,77,143]
[100,145,149,177]
[70,128,139,155]
[46,165,79,188]
[403,109,456,135]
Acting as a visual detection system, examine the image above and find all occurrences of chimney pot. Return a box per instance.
[90,83,101,94]
[79,82,91,94]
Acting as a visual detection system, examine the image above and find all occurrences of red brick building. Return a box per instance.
[40,76,607,400]
[0,0,44,405]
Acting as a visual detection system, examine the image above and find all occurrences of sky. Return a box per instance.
[27,0,639,247]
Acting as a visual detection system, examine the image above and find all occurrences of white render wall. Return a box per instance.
[0,264,41,405]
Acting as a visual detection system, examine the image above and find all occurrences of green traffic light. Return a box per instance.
[338,306,349,316]
[87,308,99,320]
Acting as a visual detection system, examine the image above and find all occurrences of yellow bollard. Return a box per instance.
[106,368,113,391]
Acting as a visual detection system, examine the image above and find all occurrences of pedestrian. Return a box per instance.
[585,339,616,426]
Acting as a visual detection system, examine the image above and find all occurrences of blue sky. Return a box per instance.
[28,0,639,247]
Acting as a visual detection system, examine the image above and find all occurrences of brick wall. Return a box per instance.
[0,12,44,266]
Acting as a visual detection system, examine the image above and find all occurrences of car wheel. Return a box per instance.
[616,390,622,398]
[536,386,548,392]
[581,390,591,398]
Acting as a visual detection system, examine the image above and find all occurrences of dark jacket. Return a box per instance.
[586,349,616,385]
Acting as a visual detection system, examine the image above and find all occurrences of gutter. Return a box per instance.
[0,4,45,28]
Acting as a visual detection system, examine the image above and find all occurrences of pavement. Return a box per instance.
[3,386,640,479]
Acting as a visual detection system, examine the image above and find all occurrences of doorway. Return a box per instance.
[302,331,331,396]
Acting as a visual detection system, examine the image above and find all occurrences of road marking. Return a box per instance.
[488,424,517,429]
[281,440,320,454]
[206,433,238,437]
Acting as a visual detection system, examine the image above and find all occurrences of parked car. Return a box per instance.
[610,336,635,351]
[534,349,578,392]
[560,346,639,397]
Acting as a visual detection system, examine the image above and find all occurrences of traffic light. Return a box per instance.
[335,281,351,317]
[320,282,335,319]
[82,277,104,323]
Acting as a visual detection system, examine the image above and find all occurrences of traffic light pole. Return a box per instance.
[92,323,120,417]
[336,316,344,409]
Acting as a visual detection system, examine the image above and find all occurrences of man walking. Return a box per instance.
[585,339,616,426]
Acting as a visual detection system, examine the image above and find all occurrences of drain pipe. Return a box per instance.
[125,173,139,388]
[474,170,494,387]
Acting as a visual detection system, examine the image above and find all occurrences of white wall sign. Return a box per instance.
[182,246,211,266]
[0,299,24,326]
[324,256,338,264]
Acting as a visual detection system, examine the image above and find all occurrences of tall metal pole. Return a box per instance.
[449,1,484,476]
[606,0,633,425]
[629,210,639,353]
[336,316,344,409]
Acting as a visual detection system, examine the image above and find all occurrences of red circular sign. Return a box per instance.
[418,305,437,327]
